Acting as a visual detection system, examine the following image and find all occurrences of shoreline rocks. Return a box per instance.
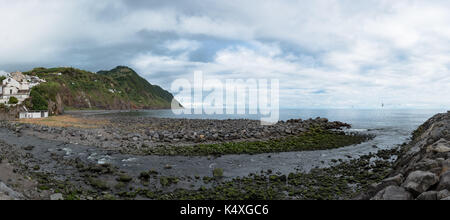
[0,182,24,200]
[0,115,355,155]
[362,111,450,200]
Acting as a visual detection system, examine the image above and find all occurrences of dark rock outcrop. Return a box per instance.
[363,111,450,200]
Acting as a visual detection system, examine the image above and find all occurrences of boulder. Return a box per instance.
[0,182,23,200]
[437,171,450,191]
[416,191,438,200]
[50,193,64,200]
[382,174,404,186]
[427,139,450,153]
[413,159,440,171]
[371,186,413,200]
[402,171,439,194]
[437,190,450,200]
[442,159,450,173]
[0,191,13,200]
[368,174,405,194]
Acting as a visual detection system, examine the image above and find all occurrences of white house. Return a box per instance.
[19,111,49,119]
[0,71,45,105]
[18,106,48,119]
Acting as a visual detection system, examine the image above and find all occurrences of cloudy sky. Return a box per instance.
[0,0,449,109]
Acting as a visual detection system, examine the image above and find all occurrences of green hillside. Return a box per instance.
[24,66,177,113]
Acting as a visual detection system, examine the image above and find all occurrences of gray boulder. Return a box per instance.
[371,186,413,200]
[368,174,405,193]
[427,138,450,153]
[437,171,450,191]
[417,191,438,200]
[402,171,439,194]
[0,182,23,200]
[382,174,404,186]
[50,193,64,200]
[437,190,450,200]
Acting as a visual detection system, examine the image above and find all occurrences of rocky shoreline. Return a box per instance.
[0,115,354,155]
[0,113,377,200]
[0,111,448,200]
[0,126,393,200]
[358,111,450,200]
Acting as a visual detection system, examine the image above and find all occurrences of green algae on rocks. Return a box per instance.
[136,148,400,200]
[142,129,374,156]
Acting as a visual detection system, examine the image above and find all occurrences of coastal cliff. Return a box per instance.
[23,66,178,114]
[360,111,450,200]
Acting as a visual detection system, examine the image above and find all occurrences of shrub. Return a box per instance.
[8,96,19,104]
[30,89,48,110]
[32,82,60,102]
[23,98,33,109]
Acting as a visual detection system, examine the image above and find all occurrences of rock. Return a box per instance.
[0,182,23,200]
[116,175,133,183]
[139,171,150,180]
[369,174,405,193]
[371,186,413,200]
[402,171,439,194]
[442,159,450,172]
[441,196,450,200]
[437,171,450,191]
[23,145,35,151]
[417,191,438,200]
[382,174,404,186]
[0,192,12,200]
[427,139,450,153]
[50,193,64,200]
[437,190,450,200]
[413,159,440,171]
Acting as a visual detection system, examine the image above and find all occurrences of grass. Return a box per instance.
[19,115,109,128]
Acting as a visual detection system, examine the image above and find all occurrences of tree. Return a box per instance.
[8,96,19,105]
[30,89,48,110]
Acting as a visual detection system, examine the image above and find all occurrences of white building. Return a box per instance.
[18,106,48,119]
[0,71,45,105]
[19,111,49,119]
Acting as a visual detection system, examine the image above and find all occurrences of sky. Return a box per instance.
[0,0,449,109]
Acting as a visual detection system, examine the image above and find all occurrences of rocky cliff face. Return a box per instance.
[360,111,450,200]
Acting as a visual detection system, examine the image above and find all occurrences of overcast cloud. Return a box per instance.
[0,0,449,108]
